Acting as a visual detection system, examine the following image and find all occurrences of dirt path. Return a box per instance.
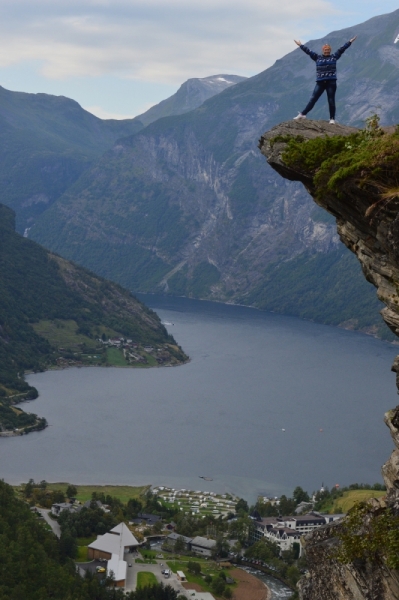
[230,568,271,600]
[182,568,271,600]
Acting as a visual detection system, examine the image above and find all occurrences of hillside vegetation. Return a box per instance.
[331,490,386,513]
[0,204,187,433]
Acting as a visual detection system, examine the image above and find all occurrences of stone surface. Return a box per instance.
[259,119,399,600]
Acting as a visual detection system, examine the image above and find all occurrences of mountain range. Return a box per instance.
[133,74,247,126]
[3,9,399,336]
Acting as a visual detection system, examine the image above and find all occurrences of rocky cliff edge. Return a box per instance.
[259,120,399,600]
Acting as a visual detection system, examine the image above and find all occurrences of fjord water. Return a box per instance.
[1,295,398,501]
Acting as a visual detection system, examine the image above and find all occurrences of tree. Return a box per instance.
[174,536,186,553]
[66,485,77,498]
[24,478,35,498]
[187,561,201,575]
[211,578,226,596]
[153,520,163,533]
[229,514,252,544]
[53,490,66,503]
[59,530,77,561]
[127,498,143,518]
[292,542,301,560]
[293,486,310,505]
[235,498,249,514]
[211,536,230,559]
[279,495,297,516]
[245,539,279,561]
[286,565,301,586]
[255,499,278,517]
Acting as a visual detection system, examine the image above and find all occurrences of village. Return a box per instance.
[21,480,366,600]
[53,333,184,369]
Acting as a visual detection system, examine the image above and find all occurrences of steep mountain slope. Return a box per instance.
[258,120,399,600]
[30,9,399,334]
[134,74,246,126]
[0,204,186,434]
[0,86,144,232]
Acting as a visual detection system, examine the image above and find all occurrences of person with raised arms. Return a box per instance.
[293,36,357,124]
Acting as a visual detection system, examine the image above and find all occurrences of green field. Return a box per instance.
[136,559,157,564]
[140,550,159,559]
[45,483,150,502]
[143,353,158,367]
[76,546,89,562]
[332,489,386,513]
[137,572,158,588]
[77,536,96,546]
[32,319,100,350]
[106,347,129,366]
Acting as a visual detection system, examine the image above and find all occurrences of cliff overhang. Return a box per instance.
[259,120,399,600]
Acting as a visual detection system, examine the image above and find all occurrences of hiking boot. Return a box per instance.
[329,119,336,124]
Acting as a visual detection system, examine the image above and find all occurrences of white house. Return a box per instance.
[88,523,139,587]
[251,512,344,556]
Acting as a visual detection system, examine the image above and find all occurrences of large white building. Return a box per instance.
[251,512,343,556]
[88,523,140,587]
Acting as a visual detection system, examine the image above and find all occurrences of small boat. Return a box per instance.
[199,476,213,481]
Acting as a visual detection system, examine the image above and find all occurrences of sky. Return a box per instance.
[0,0,398,120]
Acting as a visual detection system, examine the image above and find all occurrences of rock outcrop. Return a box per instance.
[259,120,399,600]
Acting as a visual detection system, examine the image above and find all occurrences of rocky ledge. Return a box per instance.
[259,120,399,600]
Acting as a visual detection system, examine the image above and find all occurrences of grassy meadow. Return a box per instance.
[332,489,386,513]
[137,572,158,588]
[45,483,150,502]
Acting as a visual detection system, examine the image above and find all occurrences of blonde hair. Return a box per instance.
[322,44,331,51]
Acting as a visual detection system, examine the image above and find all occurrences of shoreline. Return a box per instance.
[0,356,191,438]
[140,291,397,344]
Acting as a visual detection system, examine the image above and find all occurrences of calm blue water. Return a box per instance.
[0,295,397,502]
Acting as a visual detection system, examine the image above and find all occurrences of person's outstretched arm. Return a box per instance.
[294,39,317,61]
[334,35,357,59]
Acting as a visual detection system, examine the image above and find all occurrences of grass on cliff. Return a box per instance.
[333,489,386,513]
[317,489,386,514]
[282,118,399,204]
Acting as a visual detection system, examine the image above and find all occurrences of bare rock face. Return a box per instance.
[259,120,399,600]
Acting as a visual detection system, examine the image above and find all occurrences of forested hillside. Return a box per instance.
[0,480,181,600]
[0,204,186,433]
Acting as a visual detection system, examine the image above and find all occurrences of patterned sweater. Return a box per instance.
[300,41,352,81]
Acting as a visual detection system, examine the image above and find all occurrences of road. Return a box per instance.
[36,508,61,538]
[124,553,188,595]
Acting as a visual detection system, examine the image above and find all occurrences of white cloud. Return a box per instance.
[0,0,339,83]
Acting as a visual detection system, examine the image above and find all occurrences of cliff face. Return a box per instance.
[259,120,399,600]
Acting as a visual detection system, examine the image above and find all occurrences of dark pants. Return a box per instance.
[302,80,337,119]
